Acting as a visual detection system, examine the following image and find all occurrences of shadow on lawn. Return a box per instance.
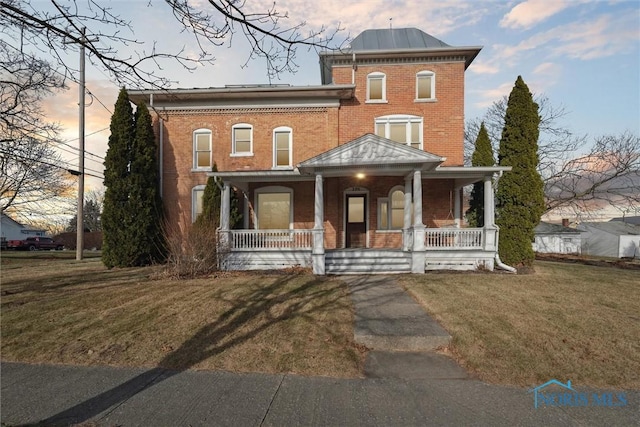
[37,273,349,426]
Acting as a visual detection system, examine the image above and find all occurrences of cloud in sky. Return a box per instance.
[493,13,638,65]
[500,0,576,30]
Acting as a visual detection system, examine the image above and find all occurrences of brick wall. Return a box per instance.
[333,61,466,165]
[154,58,467,245]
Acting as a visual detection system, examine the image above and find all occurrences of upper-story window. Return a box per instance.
[232,123,253,156]
[193,129,212,170]
[375,115,423,149]
[273,126,292,168]
[366,72,386,103]
[416,71,435,101]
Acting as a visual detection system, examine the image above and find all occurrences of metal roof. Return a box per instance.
[535,221,582,234]
[578,222,640,236]
[349,28,450,51]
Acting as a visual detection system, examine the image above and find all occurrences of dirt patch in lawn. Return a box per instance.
[1,254,364,378]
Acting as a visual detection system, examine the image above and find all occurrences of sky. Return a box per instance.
[28,0,640,194]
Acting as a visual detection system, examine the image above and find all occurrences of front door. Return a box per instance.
[346,194,367,248]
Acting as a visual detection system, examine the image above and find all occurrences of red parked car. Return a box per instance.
[13,237,65,251]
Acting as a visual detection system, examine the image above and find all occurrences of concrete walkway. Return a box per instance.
[343,275,452,352]
[2,276,638,426]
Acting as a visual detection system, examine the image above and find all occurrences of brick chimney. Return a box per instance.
[562,218,569,227]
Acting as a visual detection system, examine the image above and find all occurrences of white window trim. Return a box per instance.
[272,126,293,169]
[192,129,212,171]
[254,186,294,230]
[377,197,389,230]
[231,123,254,157]
[388,185,406,230]
[415,70,436,102]
[374,115,423,149]
[192,184,206,223]
[366,72,387,103]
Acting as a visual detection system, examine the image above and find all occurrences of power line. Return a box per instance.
[1,150,104,179]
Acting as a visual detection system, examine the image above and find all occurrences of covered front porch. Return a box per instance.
[213,135,512,274]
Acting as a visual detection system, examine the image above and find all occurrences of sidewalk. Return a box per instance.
[2,276,638,426]
[2,362,637,426]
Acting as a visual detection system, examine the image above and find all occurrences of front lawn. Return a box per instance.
[398,261,640,389]
[1,252,363,377]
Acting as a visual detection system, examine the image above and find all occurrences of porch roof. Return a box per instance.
[297,134,445,176]
[211,134,510,183]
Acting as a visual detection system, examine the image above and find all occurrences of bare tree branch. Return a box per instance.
[0,0,347,88]
[466,95,640,216]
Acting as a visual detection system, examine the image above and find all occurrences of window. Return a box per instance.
[192,185,206,222]
[378,198,389,229]
[255,187,293,229]
[416,71,435,101]
[378,186,411,230]
[375,115,423,149]
[367,72,386,102]
[232,124,253,156]
[273,127,292,168]
[193,129,212,170]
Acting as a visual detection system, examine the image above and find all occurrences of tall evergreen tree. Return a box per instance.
[102,88,135,268]
[128,102,166,265]
[496,76,545,267]
[196,163,242,229]
[466,122,494,227]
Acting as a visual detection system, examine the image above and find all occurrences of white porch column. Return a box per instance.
[413,170,424,227]
[483,176,494,227]
[454,186,461,228]
[312,173,325,275]
[402,175,412,251]
[220,182,230,230]
[411,170,426,273]
[219,182,231,250]
[483,175,497,252]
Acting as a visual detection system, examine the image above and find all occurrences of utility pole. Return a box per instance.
[76,27,86,261]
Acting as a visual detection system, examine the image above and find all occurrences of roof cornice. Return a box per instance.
[128,84,355,105]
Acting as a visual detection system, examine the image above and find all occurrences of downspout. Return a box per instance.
[150,94,163,198]
[352,53,356,85]
[492,171,517,273]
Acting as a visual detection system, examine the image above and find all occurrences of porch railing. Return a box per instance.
[424,228,483,249]
[229,229,313,251]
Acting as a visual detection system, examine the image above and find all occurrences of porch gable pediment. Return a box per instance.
[298,133,445,174]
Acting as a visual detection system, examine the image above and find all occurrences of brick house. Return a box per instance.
[129,28,512,274]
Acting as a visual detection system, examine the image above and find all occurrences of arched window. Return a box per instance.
[255,186,293,229]
[366,72,386,102]
[416,70,436,101]
[232,123,253,156]
[193,129,212,170]
[273,126,292,168]
[374,115,423,149]
[378,186,411,230]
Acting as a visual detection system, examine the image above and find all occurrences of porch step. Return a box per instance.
[325,250,412,275]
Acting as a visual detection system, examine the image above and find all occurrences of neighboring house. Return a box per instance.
[128,27,512,274]
[0,213,46,241]
[610,216,640,225]
[533,221,582,254]
[578,222,640,258]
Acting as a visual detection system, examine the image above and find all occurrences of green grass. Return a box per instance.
[398,261,640,389]
[1,253,364,377]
